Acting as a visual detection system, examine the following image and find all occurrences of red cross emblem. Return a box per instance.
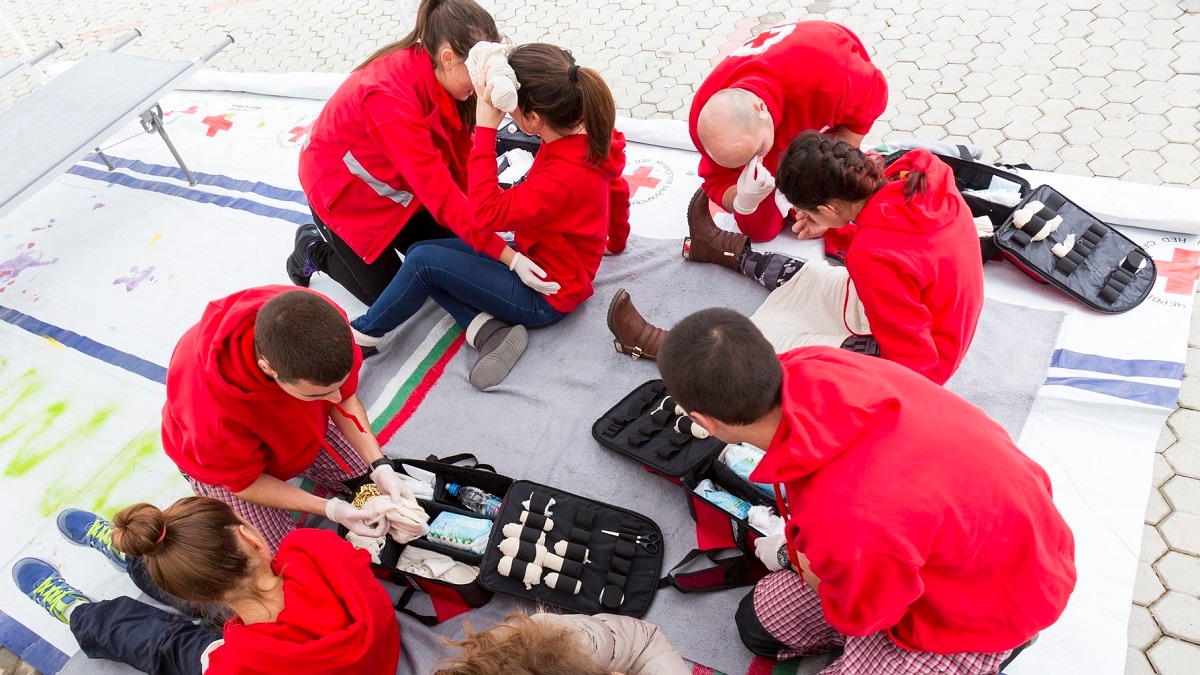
[623,166,661,195]
[201,114,234,137]
[745,29,782,50]
[732,22,795,57]
[1156,248,1200,295]
[288,122,313,143]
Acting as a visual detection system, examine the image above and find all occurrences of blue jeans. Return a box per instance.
[351,238,565,337]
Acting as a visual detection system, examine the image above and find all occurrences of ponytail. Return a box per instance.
[358,0,498,70]
[900,168,928,201]
[508,45,616,166]
[112,497,251,604]
[776,130,885,210]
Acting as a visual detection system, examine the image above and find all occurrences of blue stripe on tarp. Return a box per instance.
[80,153,309,206]
[0,609,70,674]
[1050,349,1185,381]
[64,164,310,226]
[1044,376,1180,408]
[0,303,166,384]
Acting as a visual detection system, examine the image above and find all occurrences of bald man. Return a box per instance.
[687,21,888,246]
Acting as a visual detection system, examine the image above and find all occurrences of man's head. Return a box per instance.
[696,88,775,169]
[657,308,782,442]
[253,290,354,403]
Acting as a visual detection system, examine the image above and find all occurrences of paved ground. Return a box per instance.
[2,0,1199,672]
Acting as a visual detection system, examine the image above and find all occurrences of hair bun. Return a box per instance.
[112,502,169,558]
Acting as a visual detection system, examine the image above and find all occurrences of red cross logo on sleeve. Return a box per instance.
[623,166,661,195]
[731,22,796,57]
[201,114,234,137]
[1155,248,1200,295]
[288,122,313,143]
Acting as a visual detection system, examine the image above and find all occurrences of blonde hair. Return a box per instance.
[433,613,610,675]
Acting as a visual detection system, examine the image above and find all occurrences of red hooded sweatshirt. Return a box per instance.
[689,21,887,244]
[468,127,630,313]
[162,286,362,492]
[299,46,506,263]
[751,348,1076,654]
[845,149,984,385]
[206,529,400,674]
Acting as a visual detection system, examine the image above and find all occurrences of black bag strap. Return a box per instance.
[956,144,972,161]
[393,587,440,626]
[658,548,759,593]
[423,453,497,473]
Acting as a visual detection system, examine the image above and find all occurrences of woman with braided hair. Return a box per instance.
[608,131,984,385]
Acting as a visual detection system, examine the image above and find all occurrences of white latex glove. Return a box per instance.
[733,156,776,215]
[370,463,416,504]
[754,532,791,572]
[326,498,388,538]
[509,252,561,295]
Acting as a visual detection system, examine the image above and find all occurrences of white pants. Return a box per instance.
[750,262,871,353]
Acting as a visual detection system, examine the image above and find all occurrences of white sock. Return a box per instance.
[351,326,383,348]
[465,313,495,349]
[63,597,88,621]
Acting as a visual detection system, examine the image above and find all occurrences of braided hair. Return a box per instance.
[777,131,926,211]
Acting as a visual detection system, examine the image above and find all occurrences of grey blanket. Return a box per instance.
[65,236,1063,675]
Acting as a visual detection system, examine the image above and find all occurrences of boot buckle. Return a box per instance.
[631,346,644,360]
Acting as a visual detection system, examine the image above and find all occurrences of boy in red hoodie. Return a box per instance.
[688,20,887,247]
[656,309,1076,674]
[162,286,412,552]
[350,45,629,391]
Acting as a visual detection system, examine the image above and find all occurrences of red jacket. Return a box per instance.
[299,46,505,263]
[207,529,400,674]
[162,286,362,492]
[689,21,887,242]
[846,149,984,384]
[752,348,1076,654]
[469,127,629,313]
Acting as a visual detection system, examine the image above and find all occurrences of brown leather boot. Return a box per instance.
[682,188,750,272]
[607,288,668,361]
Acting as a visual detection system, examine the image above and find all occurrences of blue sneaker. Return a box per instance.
[57,509,128,571]
[12,558,90,624]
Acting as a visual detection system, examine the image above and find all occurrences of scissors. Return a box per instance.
[600,529,661,553]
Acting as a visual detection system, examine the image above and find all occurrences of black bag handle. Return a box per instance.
[423,453,497,473]
[393,587,440,626]
[658,548,761,593]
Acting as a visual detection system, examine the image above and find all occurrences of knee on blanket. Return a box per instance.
[736,586,787,658]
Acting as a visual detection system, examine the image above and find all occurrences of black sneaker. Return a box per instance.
[287,224,322,287]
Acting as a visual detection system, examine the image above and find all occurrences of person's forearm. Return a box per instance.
[234,474,328,517]
[721,185,737,213]
[497,246,516,267]
[333,394,385,465]
[795,551,822,591]
[828,126,865,149]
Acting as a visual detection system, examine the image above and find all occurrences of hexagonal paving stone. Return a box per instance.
[1161,511,1200,556]
[1156,453,1175,487]
[1150,593,1200,647]
[1128,603,1162,651]
[1126,648,1156,675]
[1154,551,1200,598]
[1088,155,1129,178]
[1134,559,1167,605]
[1162,475,1200,515]
[1165,441,1200,479]
[1146,486,1171,525]
[1147,634,1191,675]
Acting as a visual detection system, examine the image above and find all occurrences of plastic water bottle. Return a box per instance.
[446,483,503,518]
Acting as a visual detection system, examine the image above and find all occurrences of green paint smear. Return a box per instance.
[5,404,117,477]
[39,428,164,518]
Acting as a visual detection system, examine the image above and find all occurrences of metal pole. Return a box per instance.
[141,105,197,186]
[196,34,234,64]
[27,41,62,67]
[107,29,142,53]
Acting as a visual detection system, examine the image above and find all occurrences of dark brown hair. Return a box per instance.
[508,44,616,166]
[658,308,782,426]
[776,131,928,211]
[433,613,610,675]
[254,290,353,386]
[112,498,251,603]
[357,0,500,127]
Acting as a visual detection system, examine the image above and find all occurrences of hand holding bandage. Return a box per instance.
[350,483,430,544]
[466,42,519,113]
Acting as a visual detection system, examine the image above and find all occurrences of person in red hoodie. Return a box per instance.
[609,132,984,385]
[288,0,518,307]
[656,309,1076,674]
[163,286,414,552]
[350,44,630,390]
[686,20,887,254]
[14,497,400,675]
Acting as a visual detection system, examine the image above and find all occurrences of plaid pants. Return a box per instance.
[743,571,1012,675]
[185,421,367,553]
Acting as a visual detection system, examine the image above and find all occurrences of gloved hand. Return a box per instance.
[370,463,416,505]
[733,156,776,215]
[509,252,561,295]
[754,532,792,572]
[326,498,387,538]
